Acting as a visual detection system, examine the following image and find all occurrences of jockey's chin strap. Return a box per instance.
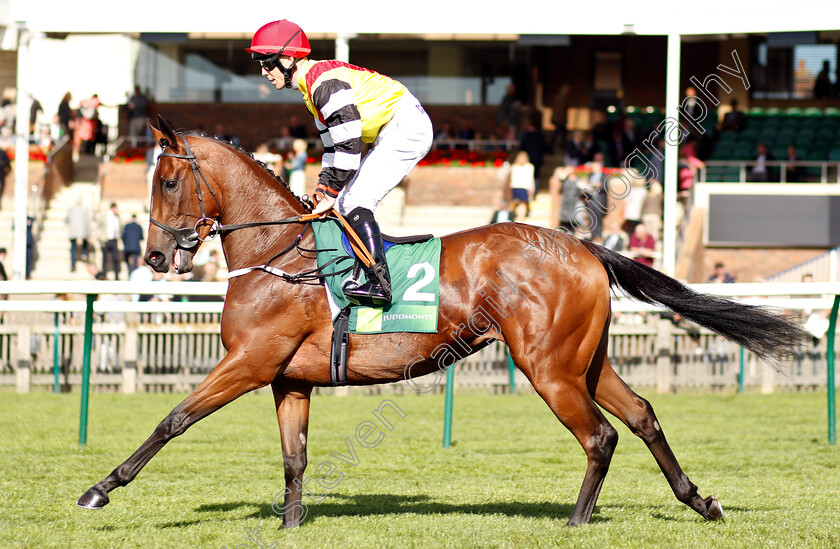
[150,135,320,249]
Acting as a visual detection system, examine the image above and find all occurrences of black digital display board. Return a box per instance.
[707,194,840,247]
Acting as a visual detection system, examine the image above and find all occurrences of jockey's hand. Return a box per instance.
[311,192,336,216]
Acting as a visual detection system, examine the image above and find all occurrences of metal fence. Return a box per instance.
[0,306,835,395]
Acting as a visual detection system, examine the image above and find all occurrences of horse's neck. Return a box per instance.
[217,167,312,272]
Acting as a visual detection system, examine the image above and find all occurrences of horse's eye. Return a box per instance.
[163,179,178,192]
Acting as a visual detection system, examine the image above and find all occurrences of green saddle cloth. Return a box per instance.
[311,218,442,334]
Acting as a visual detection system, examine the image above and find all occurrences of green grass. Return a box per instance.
[1,390,839,548]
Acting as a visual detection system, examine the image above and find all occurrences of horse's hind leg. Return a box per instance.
[77,348,277,509]
[590,356,724,521]
[271,381,312,528]
[533,376,619,526]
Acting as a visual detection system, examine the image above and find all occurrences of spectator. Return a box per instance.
[628,222,656,268]
[721,98,746,131]
[580,157,609,240]
[254,142,284,177]
[77,94,102,156]
[435,122,454,144]
[57,92,74,139]
[509,151,536,219]
[641,179,663,240]
[0,147,10,208]
[785,145,802,183]
[602,221,629,252]
[550,84,570,153]
[286,138,308,196]
[496,83,521,136]
[707,262,736,283]
[145,141,162,206]
[288,115,308,139]
[490,199,515,224]
[678,146,704,201]
[622,168,649,236]
[551,166,584,231]
[565,130,596,167]
[0,247,7,282]
[121,214,144,274]
[126,86,149,145]
[682,86,703,121]
[0,98,15,140]
[29,94,43,136]
[519,118,547,189]
[65,198,92,272]
[748,142,774,182]
[98,202,122,280]
[276,125,294,151]
[25,216,35,280]
[814,60,834,100]
[621,118,642,157]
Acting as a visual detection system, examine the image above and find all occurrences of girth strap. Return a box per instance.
[330,306,351,386]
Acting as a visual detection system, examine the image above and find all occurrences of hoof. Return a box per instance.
[706,497,725,521]
[77,487,110,509]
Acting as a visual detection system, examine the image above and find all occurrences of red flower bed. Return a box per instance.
[417,149,509,167]
[305,149,509,168]
[2,146,48,162]
[112,147,149,163]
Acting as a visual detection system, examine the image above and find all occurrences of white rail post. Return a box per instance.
[656,318,673,393]
[122,320,138,394]
[15,324,31,393]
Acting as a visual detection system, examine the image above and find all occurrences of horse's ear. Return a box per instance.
[149,114,178,149]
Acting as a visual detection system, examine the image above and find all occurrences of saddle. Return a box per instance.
[318,223,439,387]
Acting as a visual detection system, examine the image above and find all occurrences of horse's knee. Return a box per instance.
[585,422,619,467]
[284,452,307,482]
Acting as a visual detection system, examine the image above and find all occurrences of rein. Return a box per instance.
[150,135,349,283]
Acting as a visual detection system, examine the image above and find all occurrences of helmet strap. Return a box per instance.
[281,57,299,89]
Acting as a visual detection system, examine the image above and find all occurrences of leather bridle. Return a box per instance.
[149,135,314,249]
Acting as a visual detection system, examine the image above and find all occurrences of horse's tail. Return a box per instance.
[580,239,807,371]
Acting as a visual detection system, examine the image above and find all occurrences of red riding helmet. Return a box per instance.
[246,19,311,58]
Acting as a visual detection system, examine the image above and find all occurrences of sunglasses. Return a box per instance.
[254,53,280,71]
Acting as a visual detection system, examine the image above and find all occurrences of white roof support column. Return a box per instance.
[662,32,681,278]
[335,32,356,63]
[12,23,31,281]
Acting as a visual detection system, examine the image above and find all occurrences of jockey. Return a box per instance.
[247,19,433,308]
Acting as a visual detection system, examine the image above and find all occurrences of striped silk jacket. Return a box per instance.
[295,59,407,197]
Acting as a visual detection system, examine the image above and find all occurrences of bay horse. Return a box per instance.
[78,117,806,527]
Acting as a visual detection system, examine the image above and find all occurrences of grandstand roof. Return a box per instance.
[6,0,840,37]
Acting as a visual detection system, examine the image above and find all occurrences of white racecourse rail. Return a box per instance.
[0,281,837,394]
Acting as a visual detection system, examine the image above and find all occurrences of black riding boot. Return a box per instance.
[342,207,392,307]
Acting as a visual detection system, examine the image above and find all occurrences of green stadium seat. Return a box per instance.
[771,146,788,159]
[807,148,828,161]
[828,149,840,161]
[804,107,823,117]
[748,107,765,116]
[732,146,753,159]
[824,107,840,116]
[784,107,803,117]
[765,107,783,116]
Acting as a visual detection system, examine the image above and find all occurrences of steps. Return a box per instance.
[30,182,102,281]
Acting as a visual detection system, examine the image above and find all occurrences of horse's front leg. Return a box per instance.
[271,381,312,528]
[77,347,279,509]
